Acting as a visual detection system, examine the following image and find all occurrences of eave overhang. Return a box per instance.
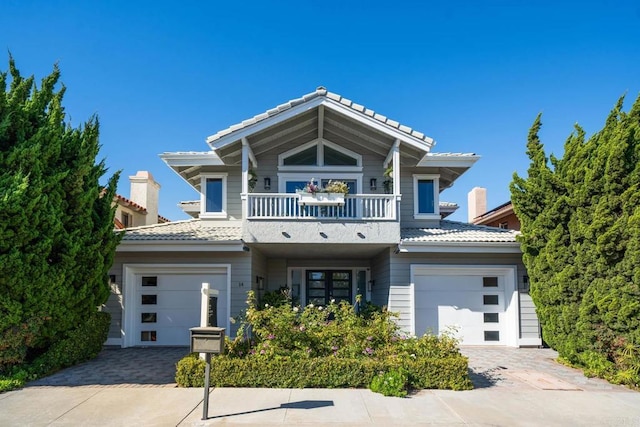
[397,241,522,254]
[116,240,245,252]
[159,151,224,191]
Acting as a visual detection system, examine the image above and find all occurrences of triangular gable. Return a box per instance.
[206,87,435,155]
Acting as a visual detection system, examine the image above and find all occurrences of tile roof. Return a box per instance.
[120,219,242,242]
[401,220,519,243]
[115,194,146,213]
[439,201,459,209]
[207,87,434,146]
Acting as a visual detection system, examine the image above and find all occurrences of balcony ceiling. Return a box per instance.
[214,105,428,166]
[249,242,392,259]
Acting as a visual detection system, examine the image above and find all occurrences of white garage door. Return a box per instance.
[126,267,228,347]
[412,266,516,346]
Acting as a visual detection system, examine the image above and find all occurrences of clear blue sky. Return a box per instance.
[2,1,639,222]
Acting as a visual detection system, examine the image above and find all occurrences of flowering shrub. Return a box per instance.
[225,291,406,360]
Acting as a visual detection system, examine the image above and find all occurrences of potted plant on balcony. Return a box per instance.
[248,168,258,193]
[297,178,347,206]
[383,166,393,194]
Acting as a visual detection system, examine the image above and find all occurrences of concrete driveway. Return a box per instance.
[0,346,638,426]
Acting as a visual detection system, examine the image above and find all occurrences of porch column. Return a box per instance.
[392,139,400,195]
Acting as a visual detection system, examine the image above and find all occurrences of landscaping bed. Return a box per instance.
[176,292,472,395]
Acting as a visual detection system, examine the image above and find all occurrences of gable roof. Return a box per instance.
[206,87,434,150]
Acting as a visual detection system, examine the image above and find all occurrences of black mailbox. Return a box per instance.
[190,327,225,354]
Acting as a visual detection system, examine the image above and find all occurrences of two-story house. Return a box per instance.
[105,88,541,348]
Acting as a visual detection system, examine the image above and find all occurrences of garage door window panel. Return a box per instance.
[484,331,500,341]
[141,295,157,305]
[483,277,498,287]
[141,276,157,286]
[141,331,157,341]
[484,313,499,323]
[483,295,499,305]
[141,313,157,323]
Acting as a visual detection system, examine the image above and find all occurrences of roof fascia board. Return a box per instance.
[416,155,480,168]
[398,241,521,253]
[474,210,513,225]
[117,241,245,252]
[321,99,433,152]
[207,96,434,154]
[207,97,326,148]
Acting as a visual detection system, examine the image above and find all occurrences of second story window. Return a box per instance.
[200,173,227,218]
[413,174,440,219]
[279,140,361,168]
[122,212,132,228]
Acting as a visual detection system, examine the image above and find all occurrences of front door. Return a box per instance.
[306,270,352,306]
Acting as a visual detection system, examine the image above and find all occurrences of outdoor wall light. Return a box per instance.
[264,177,271,190]
[367,280,375,292]
[370,178,377,191]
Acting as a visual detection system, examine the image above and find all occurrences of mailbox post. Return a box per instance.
[190,327,225,420]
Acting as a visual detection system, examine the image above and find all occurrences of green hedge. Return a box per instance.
[175,353,472,391]
[0,311,110,392]
[29,311,111,377]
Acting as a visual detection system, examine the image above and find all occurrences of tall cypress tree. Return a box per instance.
[512,94,640,386]
[0,57,120,369]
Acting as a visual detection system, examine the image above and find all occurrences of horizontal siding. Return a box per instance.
[398,166,440,228]
[371,248,391,307]
[226,170,242,220]
[104,271,123,339]
[519,292,540,339]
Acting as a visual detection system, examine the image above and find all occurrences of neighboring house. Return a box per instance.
[468,187,519,230]
[113,171,170,229]
[104,88,541,348]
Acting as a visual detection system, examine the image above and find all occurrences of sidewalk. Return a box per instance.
[2,384,640,426]
[2,346,639,426]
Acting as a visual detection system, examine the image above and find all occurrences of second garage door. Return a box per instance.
[412,266,518,346]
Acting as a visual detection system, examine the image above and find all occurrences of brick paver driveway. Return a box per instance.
[28,347,190,388]
[461,346,628,391]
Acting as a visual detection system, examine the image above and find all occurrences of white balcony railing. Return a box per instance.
[247,193,396,220]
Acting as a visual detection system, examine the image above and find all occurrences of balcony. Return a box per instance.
[247,193,396,220]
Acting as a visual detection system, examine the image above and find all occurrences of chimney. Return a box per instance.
[468,187,487,223]
[129,171,160,226]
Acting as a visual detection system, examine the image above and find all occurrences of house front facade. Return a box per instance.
[104,88,541,348]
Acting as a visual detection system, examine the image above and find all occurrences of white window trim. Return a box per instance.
[413,174,440,219]
[278,172,363,194]
[200,173,228,219]
[278,138,362,168]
